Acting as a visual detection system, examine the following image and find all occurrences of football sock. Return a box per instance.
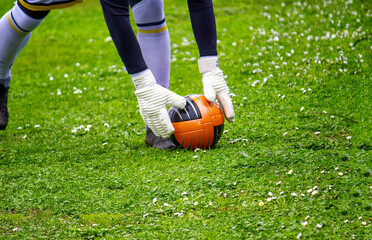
[0,3,46,87]
[132,0,171,89]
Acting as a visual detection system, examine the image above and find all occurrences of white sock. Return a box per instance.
[132,0,171,89]
[0,4,44,87]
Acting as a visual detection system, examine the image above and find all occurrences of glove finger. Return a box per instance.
[146,108,174,138]
[138,98,150,126]
[147,112,162,137]
[217,92,235,123]
[204,83,216,103]
[159,108,175,138]
[166,90,186,109]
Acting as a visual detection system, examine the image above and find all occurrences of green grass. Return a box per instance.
[0,0,371,238]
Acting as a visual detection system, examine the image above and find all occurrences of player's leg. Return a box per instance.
[130,0,171,89]
[187,0,217,57]
[0,0,83,130]
[129,0,174,149]
[101,0,175,149]
[0,1,49,129]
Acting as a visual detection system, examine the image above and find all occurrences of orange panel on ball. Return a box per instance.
[169,94,224,150]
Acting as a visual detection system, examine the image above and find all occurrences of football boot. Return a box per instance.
[145,126,176,149]
[0,84,9,130]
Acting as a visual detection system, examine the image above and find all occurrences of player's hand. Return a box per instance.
[199,57,235,123]
[132,70,186,138]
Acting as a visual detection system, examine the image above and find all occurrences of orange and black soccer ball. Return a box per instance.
[168,94,224,150]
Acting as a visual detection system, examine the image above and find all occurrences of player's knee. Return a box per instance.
[17,0,49,19]
[132,0,164,24]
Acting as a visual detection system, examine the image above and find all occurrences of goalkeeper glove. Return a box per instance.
[198,56,235,123]
[132,70,186,138]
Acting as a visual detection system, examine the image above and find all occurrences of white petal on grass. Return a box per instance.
[287,169,293,174]
[316,224,322,228]
[301,221,308,226]
[311,190,319,195]
[104,36,112,42]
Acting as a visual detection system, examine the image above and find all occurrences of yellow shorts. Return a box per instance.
[18,0,84,11]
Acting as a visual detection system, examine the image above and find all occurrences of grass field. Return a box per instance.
[0,0,371,238]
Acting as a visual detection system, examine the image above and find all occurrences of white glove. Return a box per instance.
[132,70,186,138]
[199,57,235,123]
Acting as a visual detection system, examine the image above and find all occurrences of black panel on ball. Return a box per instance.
[212,124,224,147]
[169,96,201,122]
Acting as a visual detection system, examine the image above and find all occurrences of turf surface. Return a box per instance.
[0,0,371,238]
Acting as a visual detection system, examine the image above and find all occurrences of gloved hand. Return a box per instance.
[199,57,235,123]
[132,70,186,138]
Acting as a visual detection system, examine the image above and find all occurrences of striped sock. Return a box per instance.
[0,4,44,86]
[132,0,170,89]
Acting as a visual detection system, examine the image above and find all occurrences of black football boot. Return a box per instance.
[145,126,176,149]
[0,84,9,130]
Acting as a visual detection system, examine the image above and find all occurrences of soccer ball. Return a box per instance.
[168,94,224,150]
